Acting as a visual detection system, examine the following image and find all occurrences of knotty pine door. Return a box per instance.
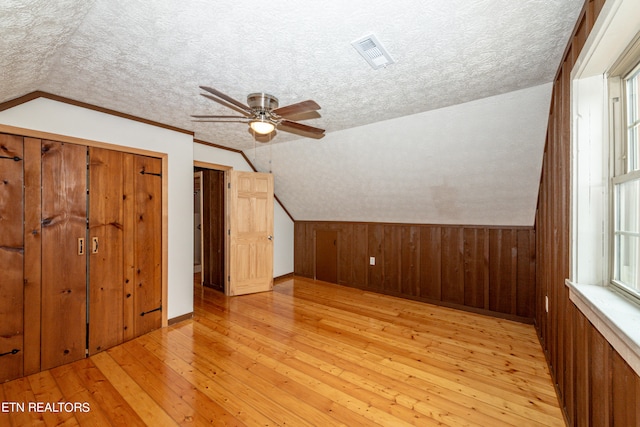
[0,134,26,381]
[0,134,162,381]
[41,140,89,371]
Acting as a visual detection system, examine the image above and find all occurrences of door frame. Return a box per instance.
[193,171,204,284]
[0,123,169,328]
[194,161,232,294]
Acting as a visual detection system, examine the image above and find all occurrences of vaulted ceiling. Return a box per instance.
[1,0,585,225]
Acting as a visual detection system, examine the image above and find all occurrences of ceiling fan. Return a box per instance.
[193,86,325,139]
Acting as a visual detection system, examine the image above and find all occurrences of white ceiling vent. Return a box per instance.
[351,34,395,70]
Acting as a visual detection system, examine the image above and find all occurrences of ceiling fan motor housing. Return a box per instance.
[247,93,279,112]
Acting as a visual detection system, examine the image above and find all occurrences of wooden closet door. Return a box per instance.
[41,140,88,371]
[124,154,162,339]
[0,134,24,381]
[88,147,124,354]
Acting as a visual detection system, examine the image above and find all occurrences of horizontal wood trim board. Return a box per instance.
[168,312,194,326]
[295,221,536,322]
[0,91,193,136]
[0,124,168,159]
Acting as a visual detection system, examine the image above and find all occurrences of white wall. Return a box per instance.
[193,143,295,278]
[0,97,194,320]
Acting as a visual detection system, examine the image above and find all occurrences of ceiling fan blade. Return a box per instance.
[200,93,252,117]
[191,114,247,119]
[272,100,321,118]
[278,120,325,135]
[192,118,250,123]
[200,86,252,114]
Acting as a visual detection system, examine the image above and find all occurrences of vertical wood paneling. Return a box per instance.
[612,351,640,426]
[463,228,485,309]
[337,224,352,285]
[123,154,136,342]
[368,224,384,291]
[589,328,611,427]
[88,147,124,354]
[382,225,402,294]
[351,224,368,287]
[516,229,535,318]
[295,222,536,320]
[131,155,162,337]
[489,229,514,314]
[41,140,87,371]
[293,222,307,277]
[574,311,589,426]
[440,227,464,305]
[23,137,41,376]
[0,134,24,382]
[400,226,420,297]
[420,226,442,300]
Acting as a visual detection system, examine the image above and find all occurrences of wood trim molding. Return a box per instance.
[194,138,243,153]
[0,91,194,136]
[274,273,294,283]
[194,160,233,171]
[0,124,167,158]
[295,219,535,230]
[168,312,193,325]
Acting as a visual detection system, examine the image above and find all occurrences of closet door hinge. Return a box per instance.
[140,306,162,316]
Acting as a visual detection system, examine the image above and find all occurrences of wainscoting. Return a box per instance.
[295,221,535,322]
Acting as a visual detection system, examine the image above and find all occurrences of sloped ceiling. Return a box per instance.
[0,0,585,225]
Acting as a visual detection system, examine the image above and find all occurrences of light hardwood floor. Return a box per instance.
[0,277,564,426]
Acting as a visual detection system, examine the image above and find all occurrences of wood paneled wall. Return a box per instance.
[295,222,535,322]
[536,0,640,425]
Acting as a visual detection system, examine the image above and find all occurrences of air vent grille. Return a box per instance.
[351,34,395,70]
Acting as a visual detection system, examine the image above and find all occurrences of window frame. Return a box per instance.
[609,45,640,304]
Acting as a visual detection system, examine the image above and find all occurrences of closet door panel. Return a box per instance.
[23,137,43,376]
[129,155,162,337]
[0,134,24,381]
[41,141,87,371]
[88,147,124,354]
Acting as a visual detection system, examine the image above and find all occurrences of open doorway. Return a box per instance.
[194,167,226,292]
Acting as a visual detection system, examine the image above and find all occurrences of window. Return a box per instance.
[569,0,640,378]
[612,56,640,301]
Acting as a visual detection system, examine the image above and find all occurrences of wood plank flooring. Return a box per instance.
[0,277,564,426]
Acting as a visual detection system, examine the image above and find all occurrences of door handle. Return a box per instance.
[78,238,85,255]
[92,237,99,254]
[267,235,273,241]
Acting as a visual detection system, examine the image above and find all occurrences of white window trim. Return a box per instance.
[569,0,640,376]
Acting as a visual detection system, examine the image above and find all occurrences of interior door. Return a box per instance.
[88,147,124,354]
[128,154,163,337]
[41,140,87,371]
[227,170,274,296]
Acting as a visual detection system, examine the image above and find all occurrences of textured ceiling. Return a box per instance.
[0,0,585,224]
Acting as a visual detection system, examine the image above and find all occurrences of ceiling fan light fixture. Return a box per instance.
[250,118,275,134]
